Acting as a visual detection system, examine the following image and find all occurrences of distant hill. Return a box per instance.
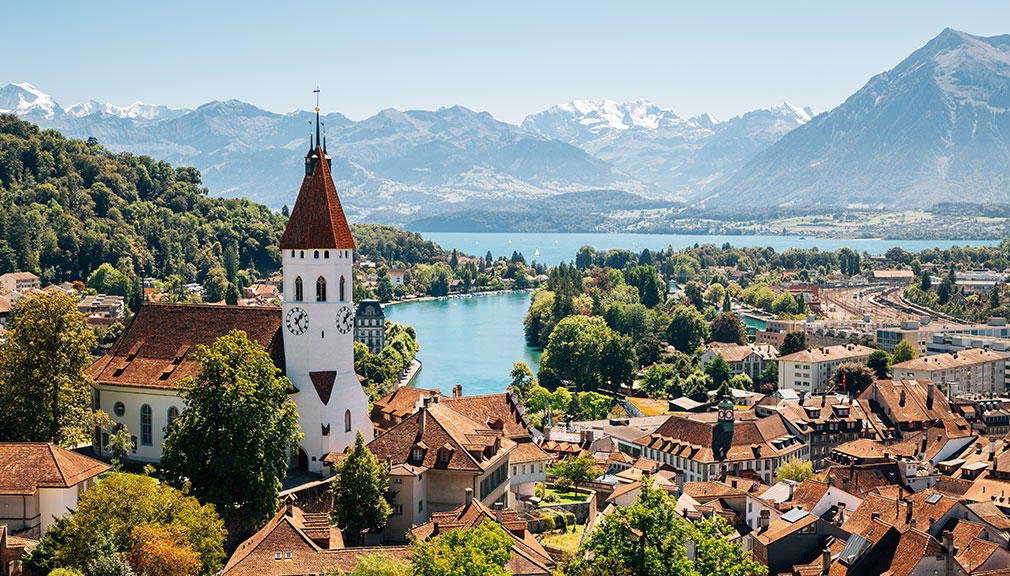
[713,29,1010,208]
[521,99,813,199]
[0,85,649,223]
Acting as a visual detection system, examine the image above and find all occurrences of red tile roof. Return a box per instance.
[636,412,804,463]
[0,443,110,495]
[88,303,284,390]
[279,147,355,250]
[441,392,533,441]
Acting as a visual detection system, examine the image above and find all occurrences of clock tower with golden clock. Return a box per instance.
[278,104,371,474]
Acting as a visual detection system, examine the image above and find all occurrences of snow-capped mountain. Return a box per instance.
[715,29,1010,208]
[522,99,814,198]
[0,82,63,120]
[65,100,188,121]
[0,84,649,220]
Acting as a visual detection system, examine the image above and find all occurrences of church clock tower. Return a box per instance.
[279,104,370,474]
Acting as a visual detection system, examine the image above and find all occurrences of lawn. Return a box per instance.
[541,486,587,504]
[540,524,585,554]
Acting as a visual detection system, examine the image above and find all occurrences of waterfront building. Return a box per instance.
[354,298,385,354]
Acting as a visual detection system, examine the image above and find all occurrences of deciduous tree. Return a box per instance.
[704,354,732,387]
[779,331,807,356]
[410,523,513,576]
[162,330,302,527]
[891,340,918,364]
[330,431,392,543]
[667,306,709,353]
[549,453,597,493]
[867,349,891,379]
[777,457,815,482]
[832,362,876,396]
[709,312,747,345]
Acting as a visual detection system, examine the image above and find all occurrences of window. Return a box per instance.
[275,553,282,561]
[314,250,319,259]
[285,551,291,560]
[324,251,330,259]
[393,478,402,484]
[316,276,327,301]
[114,402,126,417]
[344,409,352,432]
[294,276,303,301]
[418,500,423,512]
[168,406,179,424]
[412,449,423,461]
[394,505,403,515]
[300,251,304,259]
[340,276,346,301]
[141,405,152,445]
[290,250,295,258]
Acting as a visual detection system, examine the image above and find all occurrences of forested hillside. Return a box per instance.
[0,114,286,292]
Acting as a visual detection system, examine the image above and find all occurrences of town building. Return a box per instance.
[77,294,125,326]
[387,268,406,288]
[367,395,517,542]
[0,525,36,576]
[369,386,440,436]
[353,298,385,354]
[0,443,109,537]
[758,394,876,469]
[858,379,954,435]
[700,343,778,381]
[88,118,372,474]
[0,273,39,294]
[221,500,409,576]
[633,399,807,484]
[891,348,1009,396]
[777,344,875,394]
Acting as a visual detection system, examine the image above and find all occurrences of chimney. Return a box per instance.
[822,547,831,575]
[977,443,983,455]
[759,509,770,529]
[494,502,504,524]
[464,488,473,506]
[686,539,697,561]
[871,512,880,522]
[909,518,917,530]
[944,531,955,576]
[454,383,463,398]
[419,408,426,435]
[904,499,913,524]
[386,456,392,469]
[991,441,997,461]
[836,502,847,525]
[731,479,738,489]
[899,390,906,406]
[927,382,935,410]
[285,495,295,517]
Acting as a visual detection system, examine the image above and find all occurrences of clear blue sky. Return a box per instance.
[5,1,1008,123]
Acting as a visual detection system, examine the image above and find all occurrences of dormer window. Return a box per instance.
[412,448,424,461]
[438,449,451,463]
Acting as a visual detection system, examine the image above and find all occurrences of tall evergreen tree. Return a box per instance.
[330,432,392,544]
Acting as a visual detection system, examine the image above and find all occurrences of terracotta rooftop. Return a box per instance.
[752,512,821,546]
[221,503,408,576]
[705,342,777,363]
[88,303,284,390]
[891,348,1009,372]
[368,400,516,473]
[409,496,553,576]
[880,529,944,576]
[819,463,905,493]
[636,412,804,463]
[441,391,533,440]
[777,344,875,363]
[840,490,960,536]
[0,443,110,495]
[509,442,549,464]
[859,379,952,426]
[279,146,355,250]
[371,386,440,421]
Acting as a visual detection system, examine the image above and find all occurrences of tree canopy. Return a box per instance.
[409,523,513,576]
[161,330,302,527]
[539,315,634,391]
[330,431,392,541]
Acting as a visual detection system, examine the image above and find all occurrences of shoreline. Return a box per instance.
[382,288,534,308]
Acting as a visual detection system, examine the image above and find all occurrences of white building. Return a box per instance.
[891,348,1008,396]
[777,344,875,394]
[700,343,777,382]
[0,443,109,537]
[0,272,39,294]
[88,127,371,474]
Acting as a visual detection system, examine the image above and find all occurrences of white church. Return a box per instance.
[88,112,371,474]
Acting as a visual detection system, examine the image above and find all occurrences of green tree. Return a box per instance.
[576,246,596,270]
[722,290,732,313]
[106,426,132,470]
[772,292,797,315]
[377,275,394,303]
[579,480,767,576]
[704,354,732,387]
[831,362,876,395]
[525,385,552,416]
[682,371,713,402]
[920,268,932,291]
[350,552,411,576]
[162,275,190,303]
[202,267,229,303]
[576,391,612,420]
[779,331,807,356]
[509,361,536,402]
[729,373,753,391]
[641,364,674,398]
[759,361,778,389]
[0,292,99,444]
[667,306,709,353]
[625,265,664,308]
[87,263,133,298]
[25,472,226,576]
[866,349,891,379]
[410,523,513,576]
[162,330,302,527]
[331,431,392,544]
[777,457,815,482]
[891,340,918,364]
[549,453,597,493]
[540,316,620,391]
[709,312,747,345]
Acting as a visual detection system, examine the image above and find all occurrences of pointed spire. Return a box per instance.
[314,86,321,149]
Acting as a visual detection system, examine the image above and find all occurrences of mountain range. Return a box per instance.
[3,28,1008,223]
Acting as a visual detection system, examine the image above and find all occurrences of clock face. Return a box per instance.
[286,307,309,335]
[336,304,355,334]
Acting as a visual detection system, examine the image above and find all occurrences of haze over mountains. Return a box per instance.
[3,28,1009,224]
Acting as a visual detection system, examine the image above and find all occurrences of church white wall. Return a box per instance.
[38,485,80,534]
[93,385,182,463]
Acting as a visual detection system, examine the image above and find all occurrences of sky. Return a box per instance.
[4,1,1008,124]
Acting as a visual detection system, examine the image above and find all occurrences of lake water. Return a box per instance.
[419,232,1001,266]
[384,292,541,396]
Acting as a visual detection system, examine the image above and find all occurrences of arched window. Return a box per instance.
[300,251,304,259]
[314,250,319,259]
[168,406,179,425]
[316,276,327,301]
[324,251,330,259]
[141,404,152,446]
[290,250,295,257]
[294,276,303,301]
[345,409,352,432]
[340,276,346,301]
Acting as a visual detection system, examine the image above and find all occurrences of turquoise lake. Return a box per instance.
[383,292,541,396]
[419,232,1001,267]
[388,233,1002,395]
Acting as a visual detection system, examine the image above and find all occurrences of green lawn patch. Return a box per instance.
[540,524,584,554]
[540,486,587,505]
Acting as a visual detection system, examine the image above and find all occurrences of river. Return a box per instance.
[418,232,1001,266]
[383,292,541,396]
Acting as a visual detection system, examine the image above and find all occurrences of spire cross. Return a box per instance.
[313,87,321,148]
